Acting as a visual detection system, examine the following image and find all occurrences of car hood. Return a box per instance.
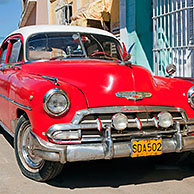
[20,59,193,109]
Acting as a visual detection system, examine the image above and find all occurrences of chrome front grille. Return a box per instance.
[47,106,187,144]
[81,112,183,128]
[78,106,186,143]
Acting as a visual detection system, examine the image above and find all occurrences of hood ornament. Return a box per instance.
[116,91,152,101]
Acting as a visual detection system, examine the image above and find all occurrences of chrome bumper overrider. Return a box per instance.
[30,122,194,164]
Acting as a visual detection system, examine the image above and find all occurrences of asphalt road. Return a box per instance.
[1,126,194,194]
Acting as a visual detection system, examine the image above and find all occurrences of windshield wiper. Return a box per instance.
[49,54,86,60]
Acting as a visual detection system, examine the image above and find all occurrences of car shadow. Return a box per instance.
[0,126,14,148]
[47,152,194,189]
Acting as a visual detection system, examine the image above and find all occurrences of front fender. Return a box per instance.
[9,71,88,141]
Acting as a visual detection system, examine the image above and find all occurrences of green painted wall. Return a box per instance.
[125,0,153,72]
[136,0,153,71]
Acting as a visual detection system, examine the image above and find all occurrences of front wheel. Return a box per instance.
[14,116,63,181]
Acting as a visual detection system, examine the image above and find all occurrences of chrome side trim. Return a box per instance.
[0,93,32,111]
[0,121,14,137]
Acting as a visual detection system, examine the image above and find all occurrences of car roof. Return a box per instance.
[8,25,116,40]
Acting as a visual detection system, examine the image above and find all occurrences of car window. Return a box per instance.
[9,39,23,63]
[0,42,8,64]
[27,33,84,61]
[82,34,122,61]
[26,32,123,62]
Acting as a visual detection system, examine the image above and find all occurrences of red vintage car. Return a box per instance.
[0,25,194,181]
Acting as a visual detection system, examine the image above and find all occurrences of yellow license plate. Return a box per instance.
[131,139,162,158]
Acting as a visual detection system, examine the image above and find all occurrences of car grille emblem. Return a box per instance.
[115,91,152,100]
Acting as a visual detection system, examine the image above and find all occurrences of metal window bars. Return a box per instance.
[153,0,194,77]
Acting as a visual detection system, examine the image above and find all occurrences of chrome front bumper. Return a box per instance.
[30,125,194,164]
[29,106,194,164]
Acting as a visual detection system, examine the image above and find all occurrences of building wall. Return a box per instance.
[125,0,153,72]
[25,6,36,26]
[152,0,194,77]
[73,0,78,13]
[111,0,120,37]
[20,0,49,27]
[50,0,58,24]
[136,0,153,71]
[36,0,49,24]
[81,0,90,6]
[50,0,74,25]
[21,0,25,11]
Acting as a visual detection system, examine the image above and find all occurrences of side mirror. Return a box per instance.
[166,64,176,76]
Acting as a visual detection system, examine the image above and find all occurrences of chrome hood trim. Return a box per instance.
[115,91,152,100]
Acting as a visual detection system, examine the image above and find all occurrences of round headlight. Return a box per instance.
[112,113,128,131]
[188,86,194,109]
[158,111,173,128]
[43,88,70,116]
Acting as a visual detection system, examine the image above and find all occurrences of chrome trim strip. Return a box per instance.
[0,94,32,111]
[81,117,183,124]
[81,129,177,143]
[0,121,14,137]
[41,76,59,86]
[72,106,188,125]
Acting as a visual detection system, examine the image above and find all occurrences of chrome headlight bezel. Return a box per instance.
[43,88,70,116]
[188,86,194,109]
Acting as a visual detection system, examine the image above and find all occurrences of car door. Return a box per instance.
[0,35,24,131]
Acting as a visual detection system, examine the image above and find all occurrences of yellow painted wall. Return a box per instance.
[111,0,120,34]
[50,0,73,24]
[72,0,77,16]
[50,0,58,24]
[81,0,93,7]
[49,0,119,32]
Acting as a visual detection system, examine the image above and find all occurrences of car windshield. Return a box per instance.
[26,32,123,62]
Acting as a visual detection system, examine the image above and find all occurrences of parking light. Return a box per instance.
[112,113,128,130]
[157,111,173,128]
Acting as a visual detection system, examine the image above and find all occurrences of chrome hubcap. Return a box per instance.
[17,122,44,172]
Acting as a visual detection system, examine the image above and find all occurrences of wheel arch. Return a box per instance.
[16,108,29,120]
